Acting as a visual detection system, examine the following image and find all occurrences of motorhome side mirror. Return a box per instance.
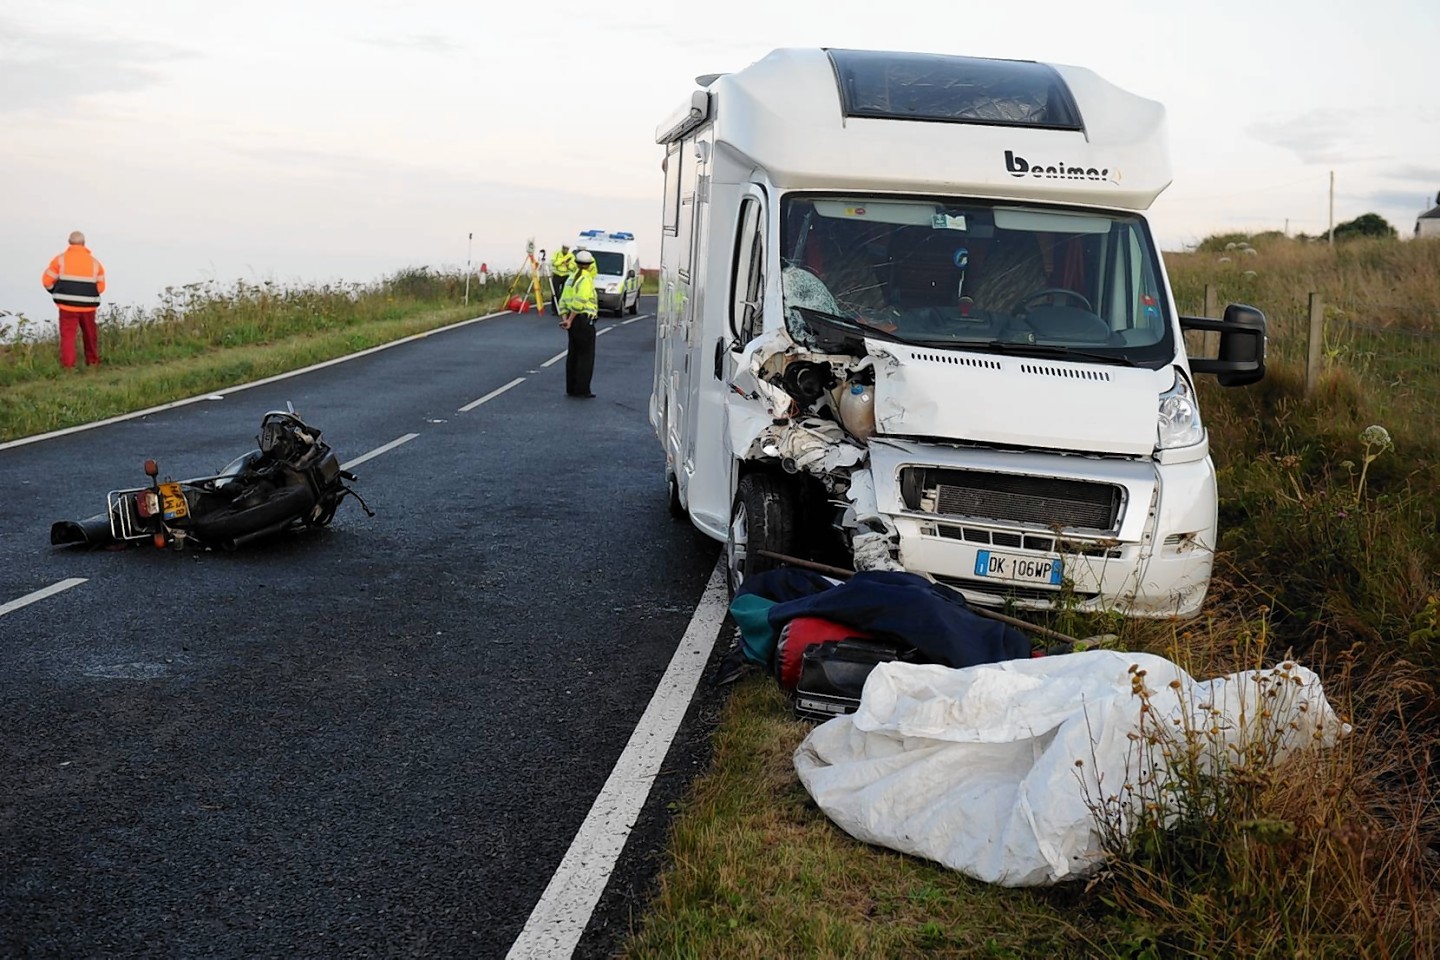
[1181,303,1266,387]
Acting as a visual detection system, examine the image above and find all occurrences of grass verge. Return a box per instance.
[0,269,513,443]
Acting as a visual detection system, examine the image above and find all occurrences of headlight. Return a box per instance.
[605,284,620,293]
[1157,368,1204,449]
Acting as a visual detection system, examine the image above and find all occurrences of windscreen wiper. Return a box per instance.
[790,305,907,350]
[914,338,1140,367]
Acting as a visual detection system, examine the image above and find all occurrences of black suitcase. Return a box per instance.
[793,638,915,722]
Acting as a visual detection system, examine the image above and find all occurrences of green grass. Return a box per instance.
[0,268,513,442]
[623,681,1110,960]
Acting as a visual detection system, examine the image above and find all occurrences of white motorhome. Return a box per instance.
[575,229,643,316]
[650,49,1265,618]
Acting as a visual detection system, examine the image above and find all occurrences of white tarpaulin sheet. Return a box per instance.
[793,650,1345,887]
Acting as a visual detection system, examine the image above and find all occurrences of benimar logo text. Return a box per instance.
[1004,150,1118,183]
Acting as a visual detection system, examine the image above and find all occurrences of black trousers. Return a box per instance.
[565,315,597,395]
[550,275,567,314]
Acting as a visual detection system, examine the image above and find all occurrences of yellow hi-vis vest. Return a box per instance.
[552,249,577,278]
[560,264,597,317]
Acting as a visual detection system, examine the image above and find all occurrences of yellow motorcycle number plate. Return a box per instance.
[159,482,189,520]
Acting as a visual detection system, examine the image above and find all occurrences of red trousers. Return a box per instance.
[58,308,101,368]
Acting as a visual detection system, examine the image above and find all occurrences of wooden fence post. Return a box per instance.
[1306,292,1324,395]
[1203,284,1219,357]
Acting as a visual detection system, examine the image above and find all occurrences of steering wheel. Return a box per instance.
[1013,287,1094,314]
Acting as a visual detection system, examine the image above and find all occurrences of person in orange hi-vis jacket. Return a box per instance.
[41,230,107,369]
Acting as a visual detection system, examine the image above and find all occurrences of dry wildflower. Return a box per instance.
[1360,424,1392,449]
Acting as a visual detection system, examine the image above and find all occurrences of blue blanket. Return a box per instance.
[732,568,1032,669]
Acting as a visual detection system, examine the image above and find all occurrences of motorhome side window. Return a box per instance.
[731,198,764,343]
[662,142,682,235]
[674,138,696,275]
[777,195,1174,366]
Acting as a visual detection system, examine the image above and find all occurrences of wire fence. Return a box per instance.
[1186,285,1440,421]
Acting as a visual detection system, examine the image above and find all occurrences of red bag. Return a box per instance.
[774,616,874,691]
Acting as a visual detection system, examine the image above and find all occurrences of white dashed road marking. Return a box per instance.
[1,578,88,618]
[459,377,526,413]
[342,433,419,471]
[505,558,728,960]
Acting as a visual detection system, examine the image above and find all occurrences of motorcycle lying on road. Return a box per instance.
[51,405,373,552]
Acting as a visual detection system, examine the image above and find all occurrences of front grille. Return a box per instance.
[935,524,1122,557]
[902,467,1122,532]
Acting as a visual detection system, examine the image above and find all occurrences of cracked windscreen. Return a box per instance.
[779,195,1175,366]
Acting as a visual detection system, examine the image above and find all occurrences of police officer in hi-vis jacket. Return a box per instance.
[550,243,577,316]
[558,249,599,398]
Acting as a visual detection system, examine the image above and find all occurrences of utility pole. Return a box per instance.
[1328,171,1335,246]
[464,232,474,306]
[1284,218,1289,236]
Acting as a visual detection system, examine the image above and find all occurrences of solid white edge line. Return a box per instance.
[539,351,567,368]
[0,309,511,453]
[459,377,526,412]
[595,325,616,337]
[1,578,88,618]
[341,432,419,471]
[619,313,652,326]
[505,557,728,960]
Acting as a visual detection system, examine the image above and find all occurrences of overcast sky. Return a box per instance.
[3,0,1437,320]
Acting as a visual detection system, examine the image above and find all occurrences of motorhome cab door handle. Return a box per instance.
[713,338,725,380]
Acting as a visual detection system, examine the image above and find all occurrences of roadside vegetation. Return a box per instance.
[625,236,1440,959]
[0,268,513,443]
[8,239,1440,956]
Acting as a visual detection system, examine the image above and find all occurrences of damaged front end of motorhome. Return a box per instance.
[651,49,1265,618]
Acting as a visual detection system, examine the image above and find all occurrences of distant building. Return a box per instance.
[1417,191,1440,239]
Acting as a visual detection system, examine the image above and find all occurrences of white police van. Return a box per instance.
[651,48,1266,617]
[576,229,642,316]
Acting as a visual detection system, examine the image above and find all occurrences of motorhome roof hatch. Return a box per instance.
[825,49,1083,132]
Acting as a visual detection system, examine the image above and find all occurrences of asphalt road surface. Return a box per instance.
[0,296,730,958]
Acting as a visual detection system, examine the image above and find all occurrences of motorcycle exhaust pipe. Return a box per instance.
[50,513,115,548]
[218,520,296,552]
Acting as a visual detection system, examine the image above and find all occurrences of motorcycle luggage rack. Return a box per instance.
[106,471,252,542]
[106,485,152,542]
